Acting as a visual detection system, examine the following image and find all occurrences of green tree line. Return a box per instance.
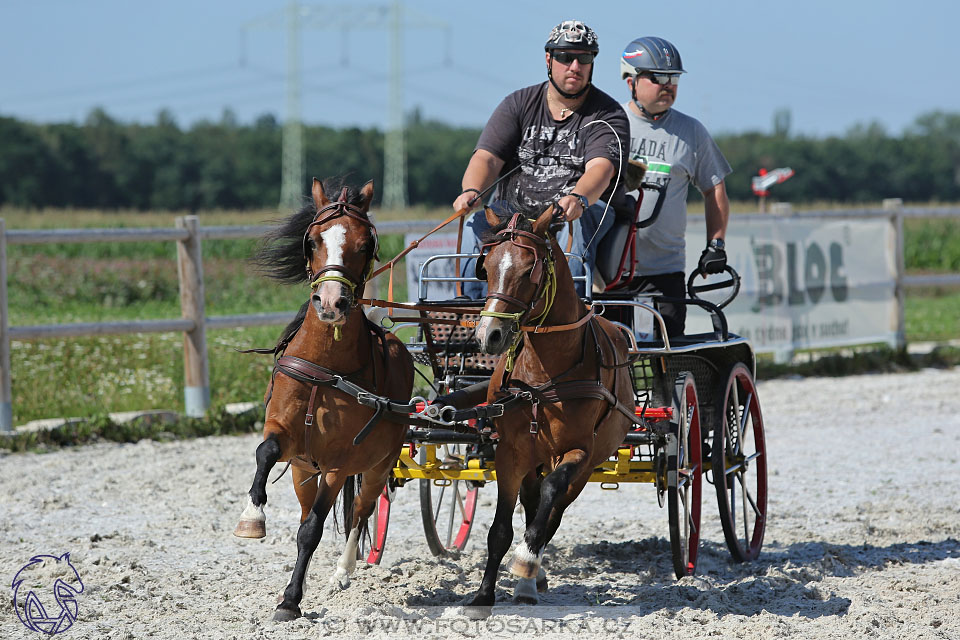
[716,111,960,204]
[1,108,958,209]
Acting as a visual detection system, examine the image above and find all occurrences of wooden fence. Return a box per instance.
[1,207,959,431]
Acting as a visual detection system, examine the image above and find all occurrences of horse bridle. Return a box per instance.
[477,212,557,334]
[302,187,379,298]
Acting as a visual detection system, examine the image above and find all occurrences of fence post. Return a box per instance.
[176,216,210,417]
[0,219,12,432]
[884,199,906,350]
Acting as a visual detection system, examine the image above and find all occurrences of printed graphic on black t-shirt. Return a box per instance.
[476,83,629,213]
[510,124,584,211]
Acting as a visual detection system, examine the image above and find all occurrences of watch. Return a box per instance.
[709,238,725,250]
[571,192,589,210]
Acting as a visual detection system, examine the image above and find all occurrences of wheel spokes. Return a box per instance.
[444,481,458,545]
[738,390,753,445]
[433,482,447,521]
[737,471,750,542]
[455,481,467,517]
[736,472,762,520]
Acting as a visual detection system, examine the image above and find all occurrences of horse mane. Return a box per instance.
[477,197,537,244]
[252,177,368,285]
[478,197,563,244]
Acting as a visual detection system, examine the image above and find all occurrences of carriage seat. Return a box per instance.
[595,193,638,288]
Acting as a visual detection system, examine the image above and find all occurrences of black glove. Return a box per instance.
[698,239,727,275]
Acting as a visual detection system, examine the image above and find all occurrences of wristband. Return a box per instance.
[571,192,589,210]
[461,188,481,196]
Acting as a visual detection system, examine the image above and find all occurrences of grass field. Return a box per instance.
[2,205,958,425]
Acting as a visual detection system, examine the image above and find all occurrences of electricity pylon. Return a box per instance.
[243,1,448,209]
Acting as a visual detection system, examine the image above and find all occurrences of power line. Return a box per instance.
[242,1,448,209]
[3,63,240,104]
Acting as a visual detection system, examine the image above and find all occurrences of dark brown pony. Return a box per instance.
[233,178,414,621]
[467,204,635,617]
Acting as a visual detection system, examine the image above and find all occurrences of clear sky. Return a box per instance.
[2,0,956,137]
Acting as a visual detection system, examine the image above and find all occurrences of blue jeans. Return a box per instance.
[458,201,615,298]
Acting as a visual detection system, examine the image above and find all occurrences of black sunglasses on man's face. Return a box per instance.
[639,72,680,86]
[552,51,595,65]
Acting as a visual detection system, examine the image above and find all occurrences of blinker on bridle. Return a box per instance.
[303,186,380,295]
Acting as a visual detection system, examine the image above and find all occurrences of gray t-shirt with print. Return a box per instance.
[623,104,731,274]
[477,82,629,212]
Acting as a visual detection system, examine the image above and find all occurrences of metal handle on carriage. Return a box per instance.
[634,179,670,229]
[686,265,741,310]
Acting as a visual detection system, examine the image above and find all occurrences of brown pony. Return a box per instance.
[467,204,635,618]
[233,178,414,621]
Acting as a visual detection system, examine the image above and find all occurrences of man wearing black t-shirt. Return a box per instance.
[452,19,629,297]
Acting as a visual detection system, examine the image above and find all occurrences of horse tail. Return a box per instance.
[340,474,358,534]
[339,475,370,546]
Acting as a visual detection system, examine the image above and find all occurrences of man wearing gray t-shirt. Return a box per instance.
[619,36,731,336]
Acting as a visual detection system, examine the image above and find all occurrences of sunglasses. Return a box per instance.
[552,51,595,65]
[639,72,680,86]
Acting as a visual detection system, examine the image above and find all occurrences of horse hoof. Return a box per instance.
[537,567,548,592]
[463,604,492,620]
[513,577,539,604]
[233,519,266,538]
[273,606,301,622]
[329,570,350,591]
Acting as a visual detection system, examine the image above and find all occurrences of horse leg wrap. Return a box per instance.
[508,542,543,580]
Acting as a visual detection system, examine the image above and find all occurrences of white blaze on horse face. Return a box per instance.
[476,249,513,344]
[316,224,349,318]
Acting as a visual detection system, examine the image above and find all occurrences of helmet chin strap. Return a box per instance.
[633,99,670,121]
[630,78,669,121]
[547,54,592,99]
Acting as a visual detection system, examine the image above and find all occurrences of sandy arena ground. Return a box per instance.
[2,367,959,639]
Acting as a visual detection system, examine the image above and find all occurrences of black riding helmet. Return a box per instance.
[620,36,685,79]
[544,20,598,100]
[621,36,685,119]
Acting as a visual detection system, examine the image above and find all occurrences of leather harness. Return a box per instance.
[479,213,643,433]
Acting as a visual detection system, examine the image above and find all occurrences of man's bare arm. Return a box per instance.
[452,149,506,212]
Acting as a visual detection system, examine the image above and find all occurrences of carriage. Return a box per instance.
[359,252,768,580]
[235,177,768,620]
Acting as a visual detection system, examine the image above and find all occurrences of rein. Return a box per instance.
[355,298,595,334]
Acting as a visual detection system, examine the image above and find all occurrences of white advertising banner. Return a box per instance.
[404,218,900,355]
[684,216,899,353]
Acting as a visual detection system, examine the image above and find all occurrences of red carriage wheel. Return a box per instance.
[667,372,703,578]
[419,444,480,556]
[713,362,768,562]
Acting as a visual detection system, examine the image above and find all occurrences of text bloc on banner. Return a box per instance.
[684,216,898,353]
